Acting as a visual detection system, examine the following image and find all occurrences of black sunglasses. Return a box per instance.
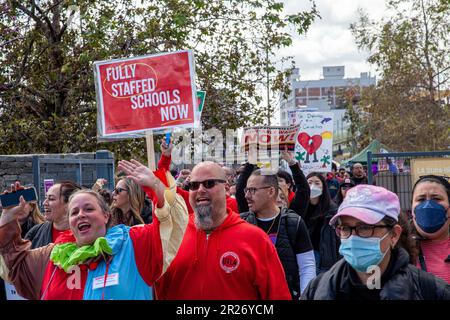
[187,179,226,191]
[112,187,128,194]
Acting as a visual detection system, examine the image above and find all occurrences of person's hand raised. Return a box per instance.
[118,159,158,188]
[160,139,173,157]
[281,146,297,166]
[118,159,165,207]
[92,178,107,191]
[0,182,28,227]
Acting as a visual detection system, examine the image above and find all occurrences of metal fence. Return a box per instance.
[32,151,115,207]
[366,150,450,212]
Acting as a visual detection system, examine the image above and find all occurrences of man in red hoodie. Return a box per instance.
[155,161,291,300]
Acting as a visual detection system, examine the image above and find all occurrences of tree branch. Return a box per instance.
[30,0,57,41]
[11,1,47,35]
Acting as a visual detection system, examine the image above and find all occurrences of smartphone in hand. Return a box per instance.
[0,187,38,208]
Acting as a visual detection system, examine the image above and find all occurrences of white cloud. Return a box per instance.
[278,0,388,79]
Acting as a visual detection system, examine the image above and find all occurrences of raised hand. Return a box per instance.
[281,146,297,166]
[118,159,158,188]
[0,182,27,227]
[92,178,107,191]
[118,159,165,207]
[160,139,173,157]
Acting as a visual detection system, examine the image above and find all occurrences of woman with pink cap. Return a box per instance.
[301,184,450,300]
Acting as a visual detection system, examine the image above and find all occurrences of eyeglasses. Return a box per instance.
[341,186,353,190]
[187,179,226,191]
[335,224,392,239]
[112,187,128,194]
[244,186,273,195]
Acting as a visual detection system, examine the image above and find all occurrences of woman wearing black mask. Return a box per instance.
[412,175,450,284]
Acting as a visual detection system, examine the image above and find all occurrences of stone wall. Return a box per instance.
[0,152,114,201]
[0,155,35,190]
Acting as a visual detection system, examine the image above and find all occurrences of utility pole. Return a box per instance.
[266,45,270,126]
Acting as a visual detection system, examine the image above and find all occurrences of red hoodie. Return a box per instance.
[226,195,239,213]
[157,154,193,214]
[155,208,291,300]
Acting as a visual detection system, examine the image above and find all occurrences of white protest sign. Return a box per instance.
[294,112,334,175]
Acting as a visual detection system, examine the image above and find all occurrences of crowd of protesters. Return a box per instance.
[0,144,448,300]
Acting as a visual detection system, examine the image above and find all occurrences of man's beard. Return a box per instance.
[194,204,215,231]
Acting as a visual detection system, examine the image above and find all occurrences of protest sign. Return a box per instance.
[44,179,54,196]
[294,112,334,174]
[411,158,450,185]
[378,158,388,171]
[195,90,206,126]
[94,50,197,137]
[241,125,300,152]
[4,282,27,300]
[287,108,319,126]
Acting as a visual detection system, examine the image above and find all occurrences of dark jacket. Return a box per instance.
[236,162,309,216]
[20,217,40,239]
[24,221,53,249]
[326,178,340,199]
[302,201,340,272]
[0,280,4,300]
[288,163,310,217]
[140,197,153,224]
[301,248,450,300]
[236,163,256,214]
[240,207,308,300]
[352,176,369,185]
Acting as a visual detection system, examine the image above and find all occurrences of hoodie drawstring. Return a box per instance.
[40,265,58,300]
[101,256,112,300]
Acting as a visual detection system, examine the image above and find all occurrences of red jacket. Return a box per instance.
[155,208,291,300]
[157,154,193,214]
[226,195,239,213]
[288,191,295,205]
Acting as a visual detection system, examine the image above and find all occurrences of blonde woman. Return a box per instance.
[111,177,150,226]
[19,201,45,238]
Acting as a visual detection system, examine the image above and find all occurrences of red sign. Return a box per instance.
[242,125,300,151]
[94,50,197,137]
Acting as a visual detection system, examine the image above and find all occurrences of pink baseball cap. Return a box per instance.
[330,184,400,226]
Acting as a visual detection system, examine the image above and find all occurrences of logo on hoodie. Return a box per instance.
[220,251,240,273]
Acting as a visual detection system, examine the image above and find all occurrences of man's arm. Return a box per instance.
[235,163,255,213]
[289,162,310,217]
[158,140,173,170]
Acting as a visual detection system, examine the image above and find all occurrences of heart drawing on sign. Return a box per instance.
[297,133,323,155]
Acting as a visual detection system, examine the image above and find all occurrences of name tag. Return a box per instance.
[93,273,119,290]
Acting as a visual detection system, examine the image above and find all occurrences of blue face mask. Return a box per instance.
[414,200,449,234]
[339,233,390,273]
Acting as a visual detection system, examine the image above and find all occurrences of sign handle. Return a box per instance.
[146,131,156,171]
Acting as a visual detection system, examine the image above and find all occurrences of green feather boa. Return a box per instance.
[50,237,113,272]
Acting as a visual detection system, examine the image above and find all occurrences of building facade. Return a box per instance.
[279,66,376,158]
